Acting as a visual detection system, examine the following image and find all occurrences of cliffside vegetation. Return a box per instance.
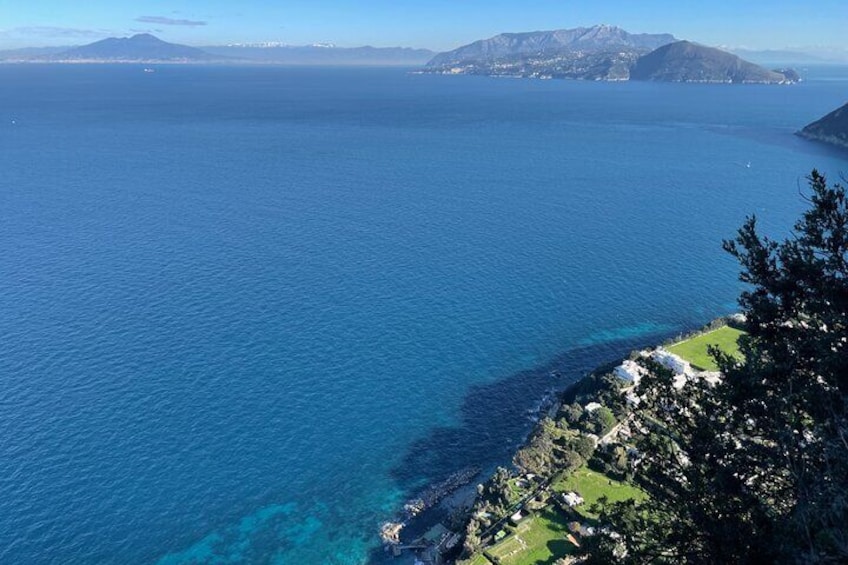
[581,170,848,563]
[457,170,848,564]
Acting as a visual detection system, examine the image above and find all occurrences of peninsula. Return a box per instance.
[422,25,798,84]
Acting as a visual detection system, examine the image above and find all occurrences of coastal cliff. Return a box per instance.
[798,101,848,150]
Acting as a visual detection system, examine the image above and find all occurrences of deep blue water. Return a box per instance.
[1,64,846,564]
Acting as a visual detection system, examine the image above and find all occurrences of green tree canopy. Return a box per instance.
[582,170,848,563]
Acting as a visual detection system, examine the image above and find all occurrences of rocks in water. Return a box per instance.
[379,521,404,545]
[379,467,481,547]
[404,467,481,518]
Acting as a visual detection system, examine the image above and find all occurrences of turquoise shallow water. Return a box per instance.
[0,64,846,564]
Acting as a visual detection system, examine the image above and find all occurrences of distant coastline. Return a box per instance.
[0,33,434,67]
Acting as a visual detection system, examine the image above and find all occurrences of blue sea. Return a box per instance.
[1,64,846,564]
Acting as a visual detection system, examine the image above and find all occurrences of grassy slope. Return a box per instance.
[484,468,647,565]
[667,326,744,371]
[553,467,647,519]
[458,553,494,565]
[485,507,573,565]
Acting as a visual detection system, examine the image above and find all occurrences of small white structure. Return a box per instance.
[580,524,597,537]
[510,510,523,522]
[625,392,641,407]
[562,492,585,507]
[652,349,692,376]
[672,373,688,390]
[700,371,722,386]
[614,360,647,386]
[584,401,603,412]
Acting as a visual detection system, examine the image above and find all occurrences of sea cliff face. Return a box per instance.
[798,101,848,150]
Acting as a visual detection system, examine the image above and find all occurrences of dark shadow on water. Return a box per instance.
[366,328,683,564]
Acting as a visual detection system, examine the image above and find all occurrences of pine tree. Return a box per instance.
[581,171,848,563]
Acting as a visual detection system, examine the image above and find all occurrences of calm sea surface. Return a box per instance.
[1,65,846,564]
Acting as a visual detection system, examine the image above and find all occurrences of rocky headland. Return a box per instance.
[798,101,848,150]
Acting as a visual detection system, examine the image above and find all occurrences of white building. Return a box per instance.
[614,359,647,386]
[584,401,603,412]
[562,492,585,507]
[652,349,692,376]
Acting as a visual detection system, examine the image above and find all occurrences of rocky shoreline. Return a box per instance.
[380,467,480,547]
[796,130,848,151]
[378,317,740,563]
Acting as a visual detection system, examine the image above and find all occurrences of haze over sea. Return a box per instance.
[1,64,846,564]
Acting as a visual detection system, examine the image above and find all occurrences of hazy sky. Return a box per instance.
[1,0,847,51]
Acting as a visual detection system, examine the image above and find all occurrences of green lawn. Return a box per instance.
[667,326,745,371]
[476,469,647,564]
[552,467,647,519]
[485,507,573,565]
[457,553,494,565]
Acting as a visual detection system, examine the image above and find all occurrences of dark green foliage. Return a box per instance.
[561,449,585,473]
[582,171,848,563]
[590,406,617,436]
[720,170,848,561]
[571,435,597,460]
[514,419,559,475]
[462,517,482,556]
[588,443,630,482]
[478,466,512,514]
[560,402,584,425]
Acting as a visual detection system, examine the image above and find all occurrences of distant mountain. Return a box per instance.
[427,25,675,69]
[630,41,796,83]
[0,46,71,61]
[729,48,826,65]
[2,35,433,66]
[423,27,795,84]
[797,102,848,150]
[202,44,435,66]
[55,34,217,62]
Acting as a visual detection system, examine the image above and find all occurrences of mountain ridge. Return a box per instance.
[427,25,676,68]
[55,33,217,62]
[424,27,798,84]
